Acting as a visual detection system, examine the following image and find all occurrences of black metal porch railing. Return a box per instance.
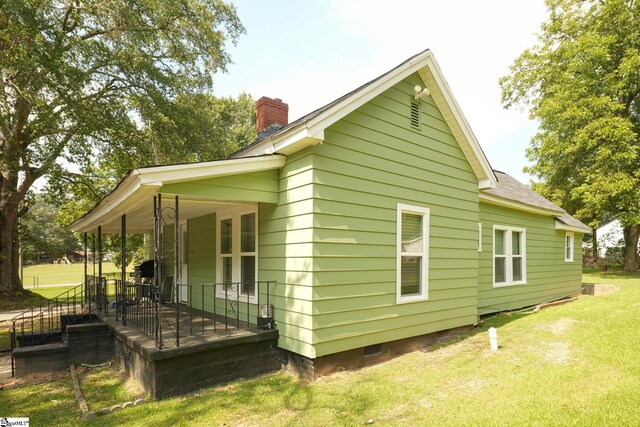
[85,275,109,315]
[113,279,160,341]
[103,280,276,349]
[9,283,98,376]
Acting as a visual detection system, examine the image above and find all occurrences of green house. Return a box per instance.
[71,49,588,386]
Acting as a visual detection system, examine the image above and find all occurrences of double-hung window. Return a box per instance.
[397,204,430,303]
[217,207,258,300]
[493,225,526,287]
[565,232,574,262]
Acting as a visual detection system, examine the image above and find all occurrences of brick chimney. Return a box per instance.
[256,96,288,134]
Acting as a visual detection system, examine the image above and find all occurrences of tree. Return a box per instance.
[20,193,81,263]
[500,0,640,271]
[0,0,245,293]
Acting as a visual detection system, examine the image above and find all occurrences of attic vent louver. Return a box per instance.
[410,101,421,129]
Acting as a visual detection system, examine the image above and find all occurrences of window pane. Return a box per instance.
[512,231,521,255]
[512,257,522,282]
[401,256,421,296]
[495,230,505,255]
[222,257,232,284]
[241,256,255,295]
[402,213,422,253]
[495,257,506,283]
[221,218,232,254]
[566,236,572,259]
[241,213,256,252]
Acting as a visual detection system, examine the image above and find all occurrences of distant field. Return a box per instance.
[21,262,131,287]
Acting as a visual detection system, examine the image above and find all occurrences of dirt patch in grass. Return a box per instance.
[2,367,71,390]
[543,341,572,365]
[79,360,146,411]
[541,318,577,335]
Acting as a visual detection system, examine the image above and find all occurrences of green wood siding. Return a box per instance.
[308,72,480,357]
[259,148,316,357]
[162,224,174,277]
[185,212,265,324]
[186,214,216,285]
[160,170,279,204]
[478,203,583,315]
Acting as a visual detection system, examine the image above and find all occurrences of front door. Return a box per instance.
[179,222,188,303]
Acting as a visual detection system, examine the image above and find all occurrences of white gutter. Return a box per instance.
[479,192,565,216]
[555,220,591,234]
[70,155,286,232]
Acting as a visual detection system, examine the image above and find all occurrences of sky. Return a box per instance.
[212,0,549,184]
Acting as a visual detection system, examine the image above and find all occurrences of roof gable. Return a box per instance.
[232,49,497,190]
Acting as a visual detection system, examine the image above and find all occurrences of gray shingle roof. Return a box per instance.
[556,213,591,230]
[483,171,563,212]
[483,171,589,231]
[229,49,433,158]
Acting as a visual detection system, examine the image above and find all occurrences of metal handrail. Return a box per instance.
[111,280,277,349]
[9,282,95,376]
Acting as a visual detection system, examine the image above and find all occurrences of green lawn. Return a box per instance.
[21,262,127,287]
[1,270,639,425]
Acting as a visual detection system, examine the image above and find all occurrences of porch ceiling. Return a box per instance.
[70,155,285,234]
[88,196,249,234]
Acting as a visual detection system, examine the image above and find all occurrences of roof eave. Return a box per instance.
[234,51,496,189]
[70,155,287,233]
[555,220,591,234]
[479,192,565,216]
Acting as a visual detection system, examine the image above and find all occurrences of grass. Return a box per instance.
[1,270,640,425]
[0,262,127,311]
[0,289,51,311]
[21,262,126,287]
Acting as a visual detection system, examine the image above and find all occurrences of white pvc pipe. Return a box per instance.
[488,327,498,351]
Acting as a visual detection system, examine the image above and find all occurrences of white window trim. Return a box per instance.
[396,203,430,303]
[478,222,483,252]
[565,232,574,262]
[215,205,258,303]
[492,225,527,288]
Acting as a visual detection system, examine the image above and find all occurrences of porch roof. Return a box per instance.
[70,155,286,234]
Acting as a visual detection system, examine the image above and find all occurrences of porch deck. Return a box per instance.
[101,303,280,399]
[101,303,261,350]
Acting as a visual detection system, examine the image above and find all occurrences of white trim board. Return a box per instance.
[235,50,496,190]
[70,155,285,232]
[479,193,565,216]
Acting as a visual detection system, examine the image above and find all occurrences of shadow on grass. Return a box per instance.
[83,370,315,427]
[0,290,50,312]
[582,267,640,282]
[419,310,535,356]
[0,376,81,424]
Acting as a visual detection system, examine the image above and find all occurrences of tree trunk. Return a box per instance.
[0,204,23,293]
[623,225,640,272]
[592,227,599,264]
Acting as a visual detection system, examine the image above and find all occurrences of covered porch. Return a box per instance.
[69,155,285,398]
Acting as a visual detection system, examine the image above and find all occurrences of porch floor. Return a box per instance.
[101,302,262,351]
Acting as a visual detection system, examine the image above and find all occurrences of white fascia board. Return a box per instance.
[479,193,564,216]
[239,51,442,158]
[418,57,496,190]
[237,51,496,192]
[478,179,494,190]
[70,176,160,232]
[71,155,286,232]
[555,220,591,234]
[138,155,286,185]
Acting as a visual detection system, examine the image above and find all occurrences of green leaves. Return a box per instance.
[501,0,640,231]
[0,0,247,290]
